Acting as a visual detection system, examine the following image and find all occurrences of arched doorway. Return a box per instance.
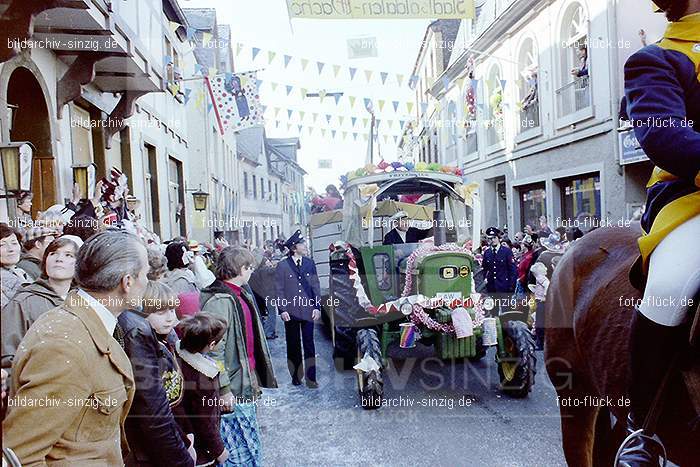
[6,67,56,216]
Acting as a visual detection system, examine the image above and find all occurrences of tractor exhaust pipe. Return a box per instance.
[434,194,446,246]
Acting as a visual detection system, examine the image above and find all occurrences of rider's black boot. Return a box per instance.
[616,310,681,466]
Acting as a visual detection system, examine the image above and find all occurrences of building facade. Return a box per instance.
[413,0,666,234]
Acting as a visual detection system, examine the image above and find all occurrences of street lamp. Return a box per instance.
[72,163,96,200]
[1,142,33,198]
[188,185,209,211]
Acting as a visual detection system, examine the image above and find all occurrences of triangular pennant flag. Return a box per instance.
[409,75,419,88]
[271,82,278,91]
[435,101,442,112]
[333,64,341,77]
[284,55,292,67]
[332,130,337,139]
[362,118,369,128]
[300,88,308,99]
[342,131,347,140]
[456,76,466,90]
[397,74,404,86]
[287,122,292,132]
[364,70,373,83]
[349,96,356,108]
[376,118,381,126]
[184,88,192,104]
[338,116,345,126]
[383,135,388,144]
[169,21,181,34]
[252,47,261,60]
[319,89,327,102]
[275,120,280,128]
[353,132,358,140]
[194,63,204,75]
[378,99,386,112]
[286,85,293,96]
[407,102,414,114]
[321,128,326,137]
[351,117,357,127]
[268,51,276,64]
[312,113,318,123]
[298,124,303,133]
[500,79,507,90]
[394,135,398,143]
[349,67,358,80]
[363,134,368,142]
[236,43,243,56]
[392,101,399,112]
[299,111,306,121]
[334,94,341,105]
[287,109,293,119]
[262,105,268,113]
[202,32,213,47]
[207,103,213,113]
[274,108,281,118]
[317,62,325,74]
[325,114,332,124]
[399,120,406,129]
[380,72,388,84]
[364,98,372,110]
[301,58,309,70]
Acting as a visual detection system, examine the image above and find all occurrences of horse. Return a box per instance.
[544,224,699,467]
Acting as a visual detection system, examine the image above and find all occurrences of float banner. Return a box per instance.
[287,0,475,19]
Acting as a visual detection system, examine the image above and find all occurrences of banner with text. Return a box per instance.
[287,0,474,19]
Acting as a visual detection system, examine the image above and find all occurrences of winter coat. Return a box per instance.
[1,266,32,310]
[248,264,276,315]
[118,310,192,467]
[3,290,134,466]
[16,253,41,281]
[173,343,225,466]
[1,278,64,372]
[199,280,277,400]
[161,268,198,296]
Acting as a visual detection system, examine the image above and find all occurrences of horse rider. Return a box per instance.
[619,1,700,465]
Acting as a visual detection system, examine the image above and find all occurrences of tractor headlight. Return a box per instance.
[482,297,495,311]
[400,302,413,316]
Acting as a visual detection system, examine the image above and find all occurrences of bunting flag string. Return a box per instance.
[268,120,403,141]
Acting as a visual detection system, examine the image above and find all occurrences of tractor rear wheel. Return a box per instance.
[356,328,383,410]
[497,320,536,398]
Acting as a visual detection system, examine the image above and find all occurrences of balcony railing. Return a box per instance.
[555,75,591,118]
[486,118,504,148]
[518,103,540,135]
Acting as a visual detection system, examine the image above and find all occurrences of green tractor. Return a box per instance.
[309,169,536,409]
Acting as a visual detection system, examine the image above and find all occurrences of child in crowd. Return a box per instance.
[175,314,229,467]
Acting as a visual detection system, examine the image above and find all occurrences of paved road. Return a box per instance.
[257,323,566,466]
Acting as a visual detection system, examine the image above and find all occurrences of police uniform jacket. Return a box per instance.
[482,244,517,293]
[275,256,322,321]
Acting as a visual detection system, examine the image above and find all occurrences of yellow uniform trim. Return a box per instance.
[638,191,700,270]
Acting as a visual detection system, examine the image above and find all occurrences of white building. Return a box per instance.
[419,0,666,233]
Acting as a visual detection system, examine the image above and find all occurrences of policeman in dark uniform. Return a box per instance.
[481,227,517,295]
[619,1,700,465]
[275,230,322,388]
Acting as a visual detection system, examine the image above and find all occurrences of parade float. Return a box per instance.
[308,161,536,409]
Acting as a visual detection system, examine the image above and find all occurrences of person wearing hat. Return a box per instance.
[17,225,59,280]
[481,227,517,296]
[619,1,700,463]
[275,230,322,388]
[382,211,432,245]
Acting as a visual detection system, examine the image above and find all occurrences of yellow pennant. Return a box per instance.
[349,96,356,108]
[301,58,309,70]
[407,102,414,114]
[362,118,369,127]
[365,70,373,83]
[202,32,213,47]
[300,88,307,99]
[378,99,385,111]
[299,111,306,121]
[339,116,345,126]
[271,82,278,91]
[396,74,404,86]
[312,113,318,122]
[333,64,341,77]
[268,51,276,64]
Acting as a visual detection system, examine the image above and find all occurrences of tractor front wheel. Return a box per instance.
[356,329,384,410]
[497,320,536,398]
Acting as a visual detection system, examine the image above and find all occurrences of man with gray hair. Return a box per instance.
[2,230,150,466]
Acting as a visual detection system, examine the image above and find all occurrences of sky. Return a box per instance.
[180,0,430,192]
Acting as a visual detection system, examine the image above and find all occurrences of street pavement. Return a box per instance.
[257,322,566,466]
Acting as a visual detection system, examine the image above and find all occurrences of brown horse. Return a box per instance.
[545,224,699,467]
